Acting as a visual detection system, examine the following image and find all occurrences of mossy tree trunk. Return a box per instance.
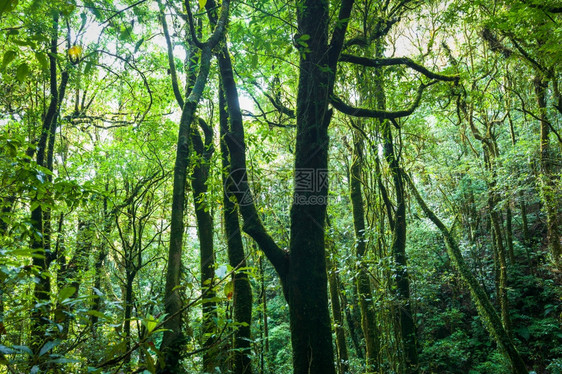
[406,175,528,374]
[157,1,230,370]
[217,1,355,372]
[534,76,561,268]
[349,130,380,371]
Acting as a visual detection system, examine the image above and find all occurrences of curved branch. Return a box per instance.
[331,82,436,119]
[339,53,459,82]
[327,0,355,69]
[185,0,230,49]
[157,0,184,108]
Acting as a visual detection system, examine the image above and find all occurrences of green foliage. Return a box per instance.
[0,0,560,372]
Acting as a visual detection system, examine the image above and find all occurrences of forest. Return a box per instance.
[0,0,561,373]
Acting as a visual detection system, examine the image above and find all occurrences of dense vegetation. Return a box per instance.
[0,0,561,373]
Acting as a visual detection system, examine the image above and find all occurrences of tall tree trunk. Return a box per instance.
[406,175,528,374]
[191,118,219,373]
[343,281,364,361]
[326,249,349,374]
[159,46,213,372]
[29,14,69,367]
[258,254,269,373]
[381,121,419,372]
[123,272,135,368]
[374,42,418,369]
[534,76,561,268]
[220,88,253,374]
[158,1,229,368]
[215,1,353,372]
[349,131,379,371]
[91,193,110,334]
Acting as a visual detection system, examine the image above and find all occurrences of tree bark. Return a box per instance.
[159,46,214,373]
[349,131,379,371]
[534,76,561,268]
[29,14,69,367]
[220,88,253,374]
[214,1,353,372]
[191,118,219,373]
[326,249,349,374]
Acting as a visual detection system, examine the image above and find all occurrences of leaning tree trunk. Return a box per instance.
[406,175,528,374]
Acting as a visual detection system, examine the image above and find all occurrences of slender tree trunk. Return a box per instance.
[91,193,110,334]
[124,273,135,368]
[342,281,364,361]
[326,250,349,374]
[158,1,229,368]
[534,76,561,268]
[159,45,214,372]
[220,88,253,374]
[520,191,530,246]
[29,14,69,366]
[506,205,515,263]
[406,175,528,374]
[382,122,419,372]
[489,204,512,338]
[191,118,219,373]
[374,63,418,373]
[349,131,379,371]
[258,254,269,373]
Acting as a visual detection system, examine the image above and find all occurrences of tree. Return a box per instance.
[156,0,230,370]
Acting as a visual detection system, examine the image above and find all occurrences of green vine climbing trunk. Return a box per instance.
[349,129,380,371]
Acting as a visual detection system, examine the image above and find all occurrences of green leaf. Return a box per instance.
[198,0,207,10]
[39,340,60,357]
[144,315,157,333]
[58,286,76,301]
[0,344,15,354]
[516,326,530,341]
[1,50,16,70]
[34,52,48,70]
[12,345,33,355]
[134,37,144,54]
[87,310,108,320]
[16,62,29,82]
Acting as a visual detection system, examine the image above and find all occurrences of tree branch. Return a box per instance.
[339,53,459,82]
[157,0,184,108]
[331,81,437,119]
